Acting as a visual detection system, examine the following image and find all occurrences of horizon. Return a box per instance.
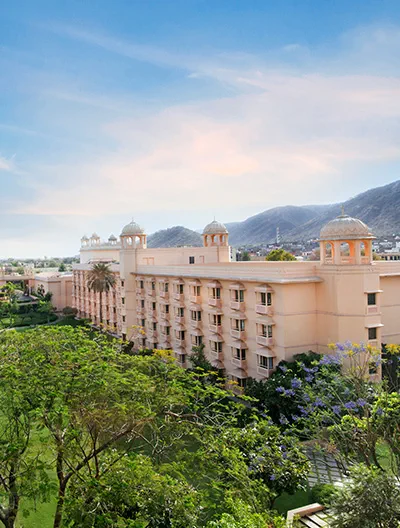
[2,0,400,257]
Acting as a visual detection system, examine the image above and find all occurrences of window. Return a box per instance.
[212,314,222,326]
[122,315,126,323]
[141,299,145,308]
[191,310,201,321]
[121,297,125,305]
[259,356,274,370]
[210,341,222,353]
[141,319,145,327]
[233,348,246,360]
[166,326,170,336]
[234,289,244,302]
[178,284,184,294]
[367,293,376,306]
[178,354,186,364]
[152,302,156,311]
[141,338,146,347]
[234,319,245,331]
[113,307,116,314]
[189,256,195,264]
[176,330,185,340]
[260,291,272,306]
[165,304,170,314]
[151,281,155,290]
[260,324,273,338]
[140,280,144,289]
[192,335,203,346]
[153,322,157,331]
[177,307,184,318]
[121,280,125,287]
[212,287,221,299]
[193,285,201,296]
[368,327,377,340]
[233,376,247,388]
[153,343,158,350]
[164,282,169,293]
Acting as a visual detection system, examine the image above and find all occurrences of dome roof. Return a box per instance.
[120,220,145,237]
[91,232,100,239]
[81,235,89,241]
[108,234,117,241]
[203,219,228,235]
[320,213,374,241]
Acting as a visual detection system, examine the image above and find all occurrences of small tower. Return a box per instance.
[319,211,375,265]
[108,234,118,246]
[80,235,89,248]
[202,220,229,247]
[120,220,147,249]
[90,233,100,246]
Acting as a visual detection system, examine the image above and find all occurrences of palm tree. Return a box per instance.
[87,263,116,328]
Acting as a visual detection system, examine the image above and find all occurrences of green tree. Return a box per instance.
[207,497,285,528]
[265,249,296,261]
[240,251,251,261]
[38,300,54,323]
[58,263,66,272]
[87,262,116,326]
[330,464,400,528]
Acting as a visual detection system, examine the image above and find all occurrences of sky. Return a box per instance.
[1,0,400,257]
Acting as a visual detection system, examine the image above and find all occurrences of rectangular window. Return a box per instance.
[166,326,170,336]
[165,283,169,293]
[141,319,145,327]
[194,285,200,296]
[121,280,125,287]
[140,280,144,289]
[234,319,245,331]
[176,330,185,340]
[210,341,222,353]
[259,356,274,370]
[233,348,246,360]
[153,322,157,331]
[267,292,272,306]
[234,290,244,302]
[178,284,184,294]
[367,293,376,306]
[191,310,201,321]
[141,338,146,347]
[121,297,125,305]
[165,304,170,314]
[152,302,156,311]
[234,376,247,388]
[178,354,186,364]
[189,256,195,264]
[212,287,221,299]
[368,327,377,340]
[122,315,126,323]
[192,335,203,346]
[141,299,145,308]
[213,314,222,325]
[178,307,184,317]
[152,282,155,290]
[268,325,273,338]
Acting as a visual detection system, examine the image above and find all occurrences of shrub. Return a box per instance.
[310,483,336,505]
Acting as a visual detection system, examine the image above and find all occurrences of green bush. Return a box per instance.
[310,483,336,505]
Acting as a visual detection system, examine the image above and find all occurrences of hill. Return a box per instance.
[285,180,400,241]
[147,226,202,248]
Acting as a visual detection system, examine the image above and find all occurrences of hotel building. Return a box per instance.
[72,214,400,383]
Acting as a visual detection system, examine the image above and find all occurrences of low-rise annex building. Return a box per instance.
[72,214,400,384]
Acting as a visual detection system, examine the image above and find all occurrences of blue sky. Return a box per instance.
[1,0,400,257]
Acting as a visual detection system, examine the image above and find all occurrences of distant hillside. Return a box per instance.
[226,205,331,245]
[285,180,400,241]
[147,226,202,248]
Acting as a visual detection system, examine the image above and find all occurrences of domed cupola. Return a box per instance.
[319,209,375,265]
[108,234,118,245]
[202,219,229,247]
[120,220,147,249]
[80,235,89,247]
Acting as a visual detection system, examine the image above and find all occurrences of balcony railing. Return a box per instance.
[161,312,170,320]
[230,329,246,340]
[256,335,274,347]
[160,291,169,300]
[257,365,272,377]
[175,316,185,325]
[190,295,201,304]
[190,319,202,330]
[147,289,156,297]
[231,357,247,369]
[366,305,379,315]
[136,288,145,296]
[209,298,222,308]
[255,304,273,316]
[230,301,245,311]
[209,324,223,334]
[173,292,184,301]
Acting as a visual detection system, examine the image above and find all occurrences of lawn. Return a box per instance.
[0,313,57,328]
[274,488,314,514]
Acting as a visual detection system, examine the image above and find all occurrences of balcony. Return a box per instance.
[161,311,170,320]
[173,293,184,302]
[209,298,222,308]
[174,337,186,347]
[147,329,158,339]
[175,316,185,325]
[368,339,379,348]
[257,365,272,378]
[190,319,202,330]
[160,291,169,300]
[256,335,274,347]
[136,288,145,296]
[366,305,379,315]
[190,295,201,304]
[255,304,274,316]
[230,329,246,340]
[232,357,247,369]
[136,305,145,314]
[147,289,156,297]
[230,301,245,311]
[209,324,223,334]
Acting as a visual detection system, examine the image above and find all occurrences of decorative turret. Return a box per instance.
[90,233,100,246]
[108,234,118,245]
[319,209,375,265]
[202,219,229,247]
[120,220,147,249]
[80,235,89,247]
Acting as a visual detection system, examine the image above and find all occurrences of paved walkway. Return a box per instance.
[306,448,350,488]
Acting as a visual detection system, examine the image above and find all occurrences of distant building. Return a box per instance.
[72,213,400,383]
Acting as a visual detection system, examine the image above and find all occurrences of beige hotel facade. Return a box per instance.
[72,214,400,384]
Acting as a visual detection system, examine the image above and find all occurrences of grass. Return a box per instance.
[274,488,314,514]
[0,313,57,328]
[54,315,87,327]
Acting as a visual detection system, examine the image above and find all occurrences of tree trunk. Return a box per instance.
[6,461,20,528]
[53,483,66,528]
[99,291,102,329]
